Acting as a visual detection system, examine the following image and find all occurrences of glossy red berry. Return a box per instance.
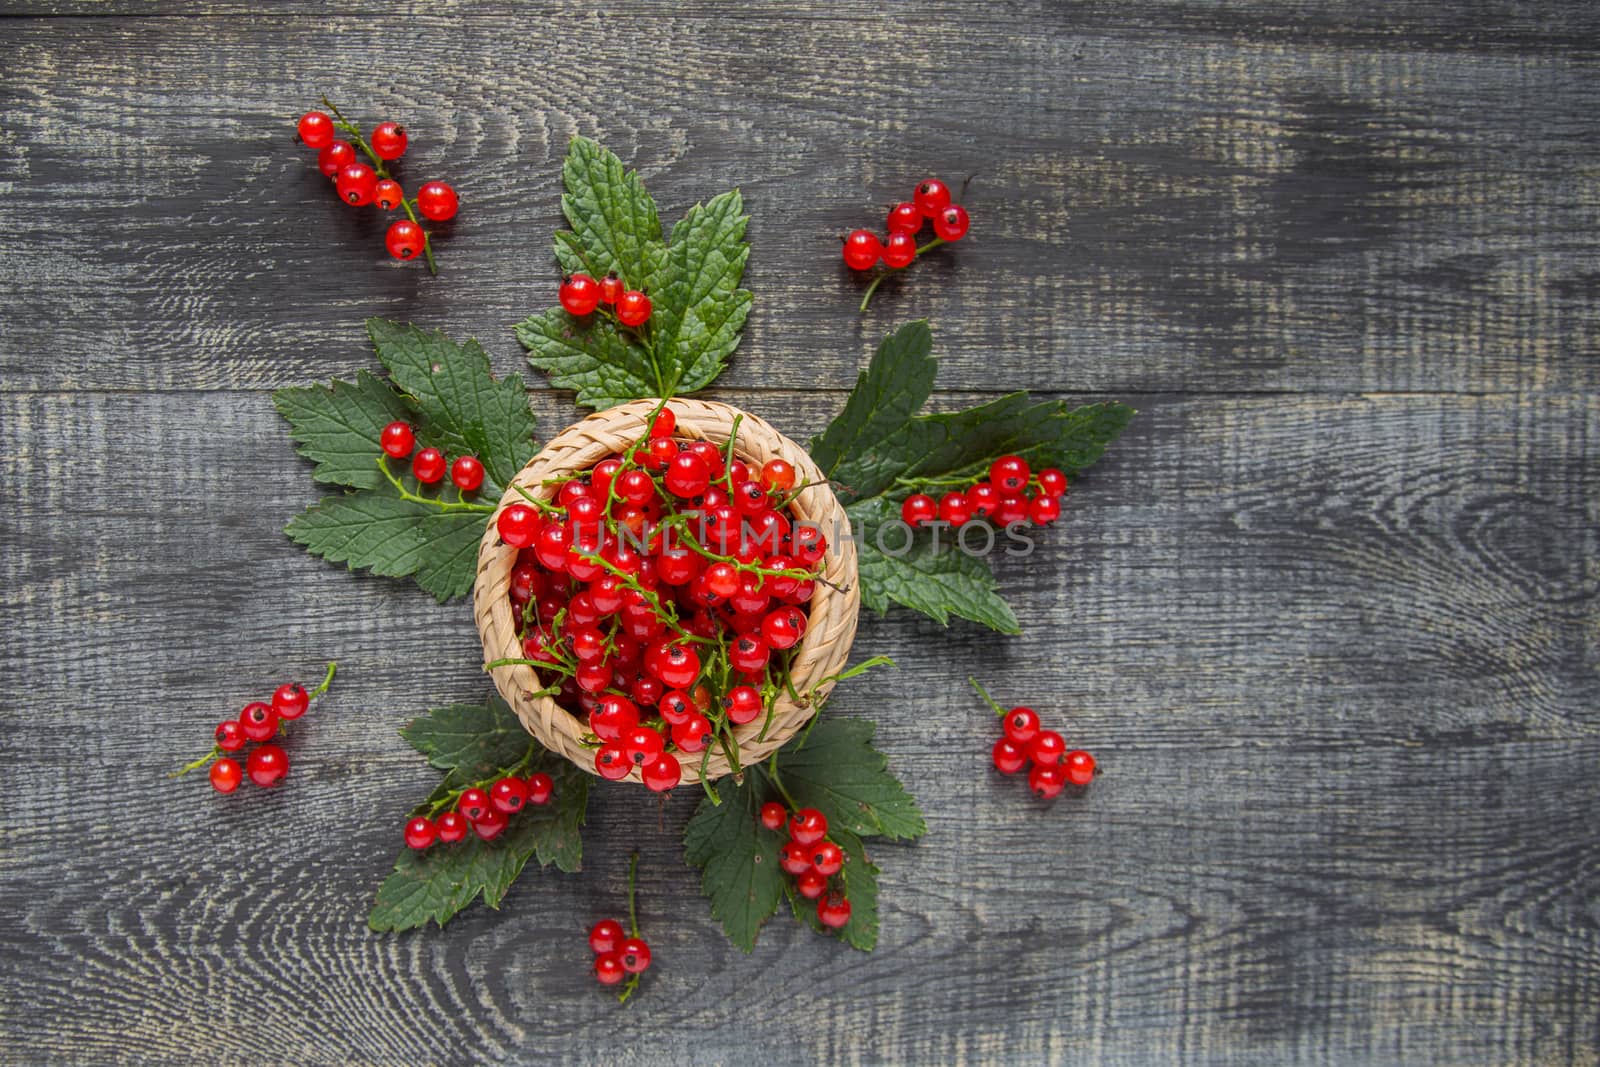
[411,446,446,484]
[209,758,242,793]
[789,808,828,847]
[317,140,355,177]
[594,952,626,985]
[723,685,763,725]
[616,290,652,327]
[623,726,666,768]
[796,869,829,900]
[887,201,923,234]
[415,180,458,221]
[1028,495,1061,525]
[652,643,701,689]
[405,816,438,849]
[760,459,796,493]
[995,494,1028,527]
[671,714,711,753]
[559,274,601,316]
[239,701,278,742]
[490,776,529,814]
[1064,750,1096,786]
[450,455,485,493]
[374,179,404,211]
[436,811,468,843]
[379,421,415,458]
[642,752,681,792]
[842,229,883,271]
[1003,706,1040,744]
[966,481,999,517]
[938,491,972,526]
[882,230,917,269]
[933,204,970,242]
[619,938,651,974]
[457,788,491,822]
[595,744,631,780]
[664,453,712,499]
[589,918,625,954]
[335,162,378,207]
[214,720,247,752]
[473,808,508,840]
[759,802,787,831]
[817,893,852,929]
[370,121,408,160]
[992,737,1028,774]
[246,743,288,787]
[1036,468,1069,497]
[272,683,310,721]
[525,772,554,805]
[1029,763,1067,799]
[385,219,426,261]
[761,607,805,651]
[497,504,539,548]
[616,469,656,505]
[900,493,937,526]
[989,455,1031,493]
[779,840,811,875]
[729,633,770,675]
[297,111,335,149]
[599,272,625,305]
[810,841,844,876]
[1030,730,1066,767]
[913,178,952,218]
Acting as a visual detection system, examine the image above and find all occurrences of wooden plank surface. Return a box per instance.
[1,3,1597,1065]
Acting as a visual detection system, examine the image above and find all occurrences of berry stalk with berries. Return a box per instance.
[971,678,1098,800]
[171,662,337,793]
[589,853,652,1002]
[845,176,972,311]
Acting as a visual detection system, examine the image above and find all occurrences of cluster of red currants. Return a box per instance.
[403,770,555,848]
[588,917,652,988]
[974,680,1097,800]
[761,802,854,928]
[900,454,1069,529]
[380,420,485,493]
[557,272,654,328]
[295,102,459,267]
[843,177,970,273]
[176,664,335,793]
[493,408,825,793]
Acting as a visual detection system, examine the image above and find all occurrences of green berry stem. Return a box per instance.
[969,676,1007,719]
[169,745,222,779]
[377,456,495,513]
[320,94,438,276]
[764,755,801,813]
[858,237,948,312]
[616,853,643,1005]
[308,661,338,700]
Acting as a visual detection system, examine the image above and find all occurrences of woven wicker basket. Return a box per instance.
[474,398,860,785]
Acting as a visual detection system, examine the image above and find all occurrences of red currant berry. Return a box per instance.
[760,459,796,492]
[817,893,853,929]
[575,659,612,693]
[887,200,923,234]
[1064,750,1096,786]
[272,683,310,721]
[723,685,763,725]
[1029,763,1067,799]
[246,743,288,787]
[882,230,917,269]
[791,525,827,565]
[642,752,681,792]
[239,701,279,742]
[671,714,712,753]
[966,481,999,517]
[913,178,952,218]
[385,218,426,261]
[297,111,335,149]
[796,869,829,900]
[616,469,656,505]
[761,607,806,651]
[1036,468,1069,497]
[559,274,602,316]
[647,407,676,439]
[842,229,883,271]
[993,737,1028,774]
[497,503,539,548]
[759,801,787,831]
[335,162,378,207]
[989,455,1031,493]
[595,744,631,780]
[1003,706,1040,745]
[641,436,679,472]
[789,808,828,847]
[658,690,694,726]
[938,491,972,526]
[663,453,711,499]
[214,720,247,753]
[589,918,624,954]
[450,455,485,493]
[623,726,666,768]
[900,493,937,526]
[374,178,404,211]
[490,776,529,814]
[405,816,438,849]
[1030,730,1066,766]
[1028,495,1061,525]
[473,808,508,840]
[436,811,468,843]
[209,758,242,793]
[599,272,625,305]
[780,840,811,875]
[380,420,415,458]
[810,841,844,876]
[995,494,1028,527]
[411,446,446,484]
[729,633,770,675]
[652,643,701,689]
[457,788,491,822]
[525,772,554,805]
[317,139,355,177]
[415,181,459,221]
[594,952,626,985]
[370,120,408,160]
[619,938,651,974]
[616,290,653,327]
[933,204,970,242]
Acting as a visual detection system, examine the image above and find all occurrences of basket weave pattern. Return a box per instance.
[474,398,860,785]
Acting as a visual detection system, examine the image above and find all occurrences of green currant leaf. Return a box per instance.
[783,828,880,952]
[283,488,486,603]
[273,370,413,490]
[774,717,926,841]
[556,135,662,282]
[645,189,752,397]
[808,320,936,483]
[513,310,665,411]
[682,769,785,954]
[400,696,538,778]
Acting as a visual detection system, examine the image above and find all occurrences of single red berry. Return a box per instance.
[938,491,972,526]
[704,562,740,599]
[370,121,408,160]
[933,204,970,242]
[405,816,438,849]
[246,744,288,787]
[664,453,712,499]
[616,469,656,505]
[723,685,763,725]
[374,179,404,211]
[497,503,539,548]
[385,218,426,261]
[789,808,828,847]
[525,772,555,805]
[1064,750,1096,786]
[966,481,999,517]
[761,607,805,651]
[1029,763,1067,799]
[214,720,247,752]
[647,407,677,439]
[882,230,917,269]
[1028,495,1061,525]
[1003,706,1040,745]
[317,140,355,177]
[671,714,711,753]
[436,811,468,843]
[619,938,652,974]
[209,758,242,793]
[380,421,415,459]
[297,111,335,149]
[411,446,446,484]
[623,726,666,768]
[559,274,602,316]
[589,918,625,955]
[913,178,952,218]
[272,683,310,721]
[796,869,829,900]
[239,701,279,742]
[652,643,701,690]
[810,841,844,876]
[450,455,485,493]
[995,494,1028,527]
[575,659,612,693]
[760,459,796,492]
[759,801,787,831]
[335,162,378,207]
[887,200,923,234]
[1030,730,1066,767]
[992,737,1028,774]
[642,752,681,792]
[989,455,1031,493]
[616,290,653,327]
[599,272,625,305]
[901,493,937,526]
[595,744,631,780]
[658,690,694,726]
[729,633,770,675]
[415,180,459,221]
[817,893,852,929]
[473,808,508,840]
[780,839,812,875]
[457,788,491,822]
[490,776,529,814]
[791,525,826,565]
[641,436,679,472]
[594,952,626,985]
[842,229,883,271]
[1036,468,1069,497]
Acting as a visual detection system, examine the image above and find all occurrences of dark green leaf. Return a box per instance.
[808,320,935,482]
[283,490,485,603]
[400,697,534,777]
[852,514,1021,634]
[273,371,413,490]
[556,135,662,281]
[647,189,752,397]
[775,717,927,841]
[682,770,785,953]
[514,308,665,410]
[784,828,880,951]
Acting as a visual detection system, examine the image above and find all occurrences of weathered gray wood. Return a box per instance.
[1,2,1597,1064]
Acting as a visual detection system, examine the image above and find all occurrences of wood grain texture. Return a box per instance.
[1,2,1597,1064]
